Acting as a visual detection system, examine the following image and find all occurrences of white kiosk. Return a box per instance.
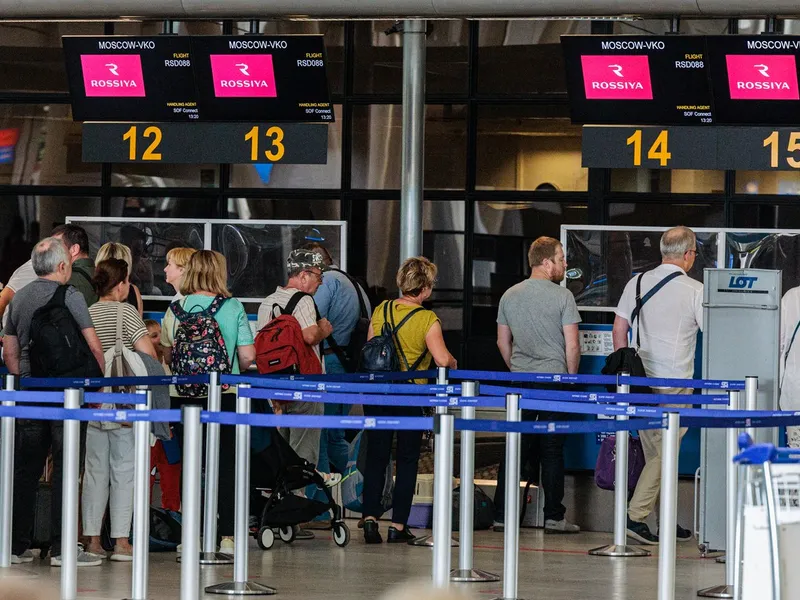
[698,268,781,553]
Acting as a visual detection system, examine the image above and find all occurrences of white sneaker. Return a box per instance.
[176,543,182,554]
[50,548,103,567]
[11,549,34,564]
[219,538,234,554]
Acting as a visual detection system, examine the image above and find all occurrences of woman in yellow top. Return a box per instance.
[362,256,457,545]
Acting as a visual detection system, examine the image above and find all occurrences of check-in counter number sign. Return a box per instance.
[626,129,672,167]
[244,125,285,161]
[763,131,800,169]
[122,125,163,161]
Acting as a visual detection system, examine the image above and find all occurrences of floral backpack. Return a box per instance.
[169,295,231,397]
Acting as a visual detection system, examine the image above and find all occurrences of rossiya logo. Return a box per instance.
[726,55,799,100]
[209,54,278,98]
[80,54,146,97]
[581,55,653,100]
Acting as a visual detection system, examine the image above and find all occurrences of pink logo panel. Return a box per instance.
[81,54,145,97]
[726,55,799,100]
[581,55,653,100]
[209,55,278,98]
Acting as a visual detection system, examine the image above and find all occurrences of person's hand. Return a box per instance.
[318,318,333,338]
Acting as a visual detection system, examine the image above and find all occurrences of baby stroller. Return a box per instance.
[250,427,350,550]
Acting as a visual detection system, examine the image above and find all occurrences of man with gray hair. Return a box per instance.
[612,225,703,545]
[4,237,105,567]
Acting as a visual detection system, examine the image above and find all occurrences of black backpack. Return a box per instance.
[28,285,104,379]
[330,268,370,373]
[452,485,495,531]
[358,301,428,373]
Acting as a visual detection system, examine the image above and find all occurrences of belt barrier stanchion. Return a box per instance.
[200,372,233,565]
[657,412,681,600]
[0,375,16,569]
[411,366,458,548]
[491,393,524,600]
[180,405,202,600]
[698,390,740,599]
[206,384,276,596]
[61,388,81,600]
[451,381,499,583]
[590,372,650,558]
[127,389,152,600]
[432,413,455,588]
[745,376,758,442]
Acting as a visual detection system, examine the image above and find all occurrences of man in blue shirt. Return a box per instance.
[305,243,371,517]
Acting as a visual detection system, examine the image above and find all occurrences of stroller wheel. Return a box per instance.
[332,522,350,548]
[278,526,296,544]
[257,526,275,550]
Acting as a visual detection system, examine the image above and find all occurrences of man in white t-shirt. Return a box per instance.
[257,249,333,470]
[612,226,703,546]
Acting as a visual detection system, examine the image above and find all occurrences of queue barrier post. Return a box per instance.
[60,388,81,600]
[590,372,650,558]
[491,393,525,600]
[206,384,276,596]
[199,372,233,565]
[657,412,681,600]
[745,376,758,442]
[126,389,152,600]
[698,390,740,599]
[451,381,500,583]
[411,366,458,548]
[0,375,16,569]
[179,405,203,600]
[432,413,455,588]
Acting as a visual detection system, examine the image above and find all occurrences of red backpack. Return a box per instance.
[255,292,323,375]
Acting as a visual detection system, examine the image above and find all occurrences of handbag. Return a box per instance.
[594,433,646,492]
[601,270,682,392]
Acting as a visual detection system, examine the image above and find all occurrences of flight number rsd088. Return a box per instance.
[121,125,288,162]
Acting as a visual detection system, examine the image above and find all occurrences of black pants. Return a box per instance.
[171,394,237,538]
[494,409,567,524]
[12,419,87,557]
[362,405,423,526]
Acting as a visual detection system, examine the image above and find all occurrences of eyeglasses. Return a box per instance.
[304,270,323,283]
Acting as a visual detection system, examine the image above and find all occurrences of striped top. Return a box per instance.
[89,301,148,353]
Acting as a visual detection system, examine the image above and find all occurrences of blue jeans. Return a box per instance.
[312,355,350,513]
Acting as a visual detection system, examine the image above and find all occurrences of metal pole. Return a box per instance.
[126,390,152,600]
[744,376,758,442]
[763,464,782,600]
[0,375,16,568]
[399,19,426,261]
[61,388,81,600]
[180,406,202,600]
[491,393,524,600]
[699,390,739,599]
[200,373,233,565]
[451,382,499,583]
[432,414,455,588]
[590,372,650,557]
[657,412,681,600]
[411,367,457,547]
[206,384,275,596]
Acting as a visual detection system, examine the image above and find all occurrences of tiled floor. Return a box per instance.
[0,522,729,600]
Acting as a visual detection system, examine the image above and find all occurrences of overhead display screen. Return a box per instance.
[190,36,332,122]
[63,36,199,122]
[62,35,333,123]
[707,35,800,125]
[562,35,715,126]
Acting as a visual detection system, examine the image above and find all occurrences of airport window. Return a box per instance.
[476,107,587,192]
[351,104,467,190]
[735,170,800,196]
[608,202,725,227]
[111,163,220,188]
[610,169,726,194]
[731,203,800,229]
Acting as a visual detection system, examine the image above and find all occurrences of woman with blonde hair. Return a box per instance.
[96,242,144,316]
[362,256,457,544]
[163,246,198,300]
[160,250,255,553]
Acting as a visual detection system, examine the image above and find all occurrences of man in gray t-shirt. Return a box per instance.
[494,237,582,535]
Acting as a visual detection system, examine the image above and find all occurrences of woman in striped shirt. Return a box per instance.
[82,259,156,561]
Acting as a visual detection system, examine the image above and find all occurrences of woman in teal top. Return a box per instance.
[160,250,255,554]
